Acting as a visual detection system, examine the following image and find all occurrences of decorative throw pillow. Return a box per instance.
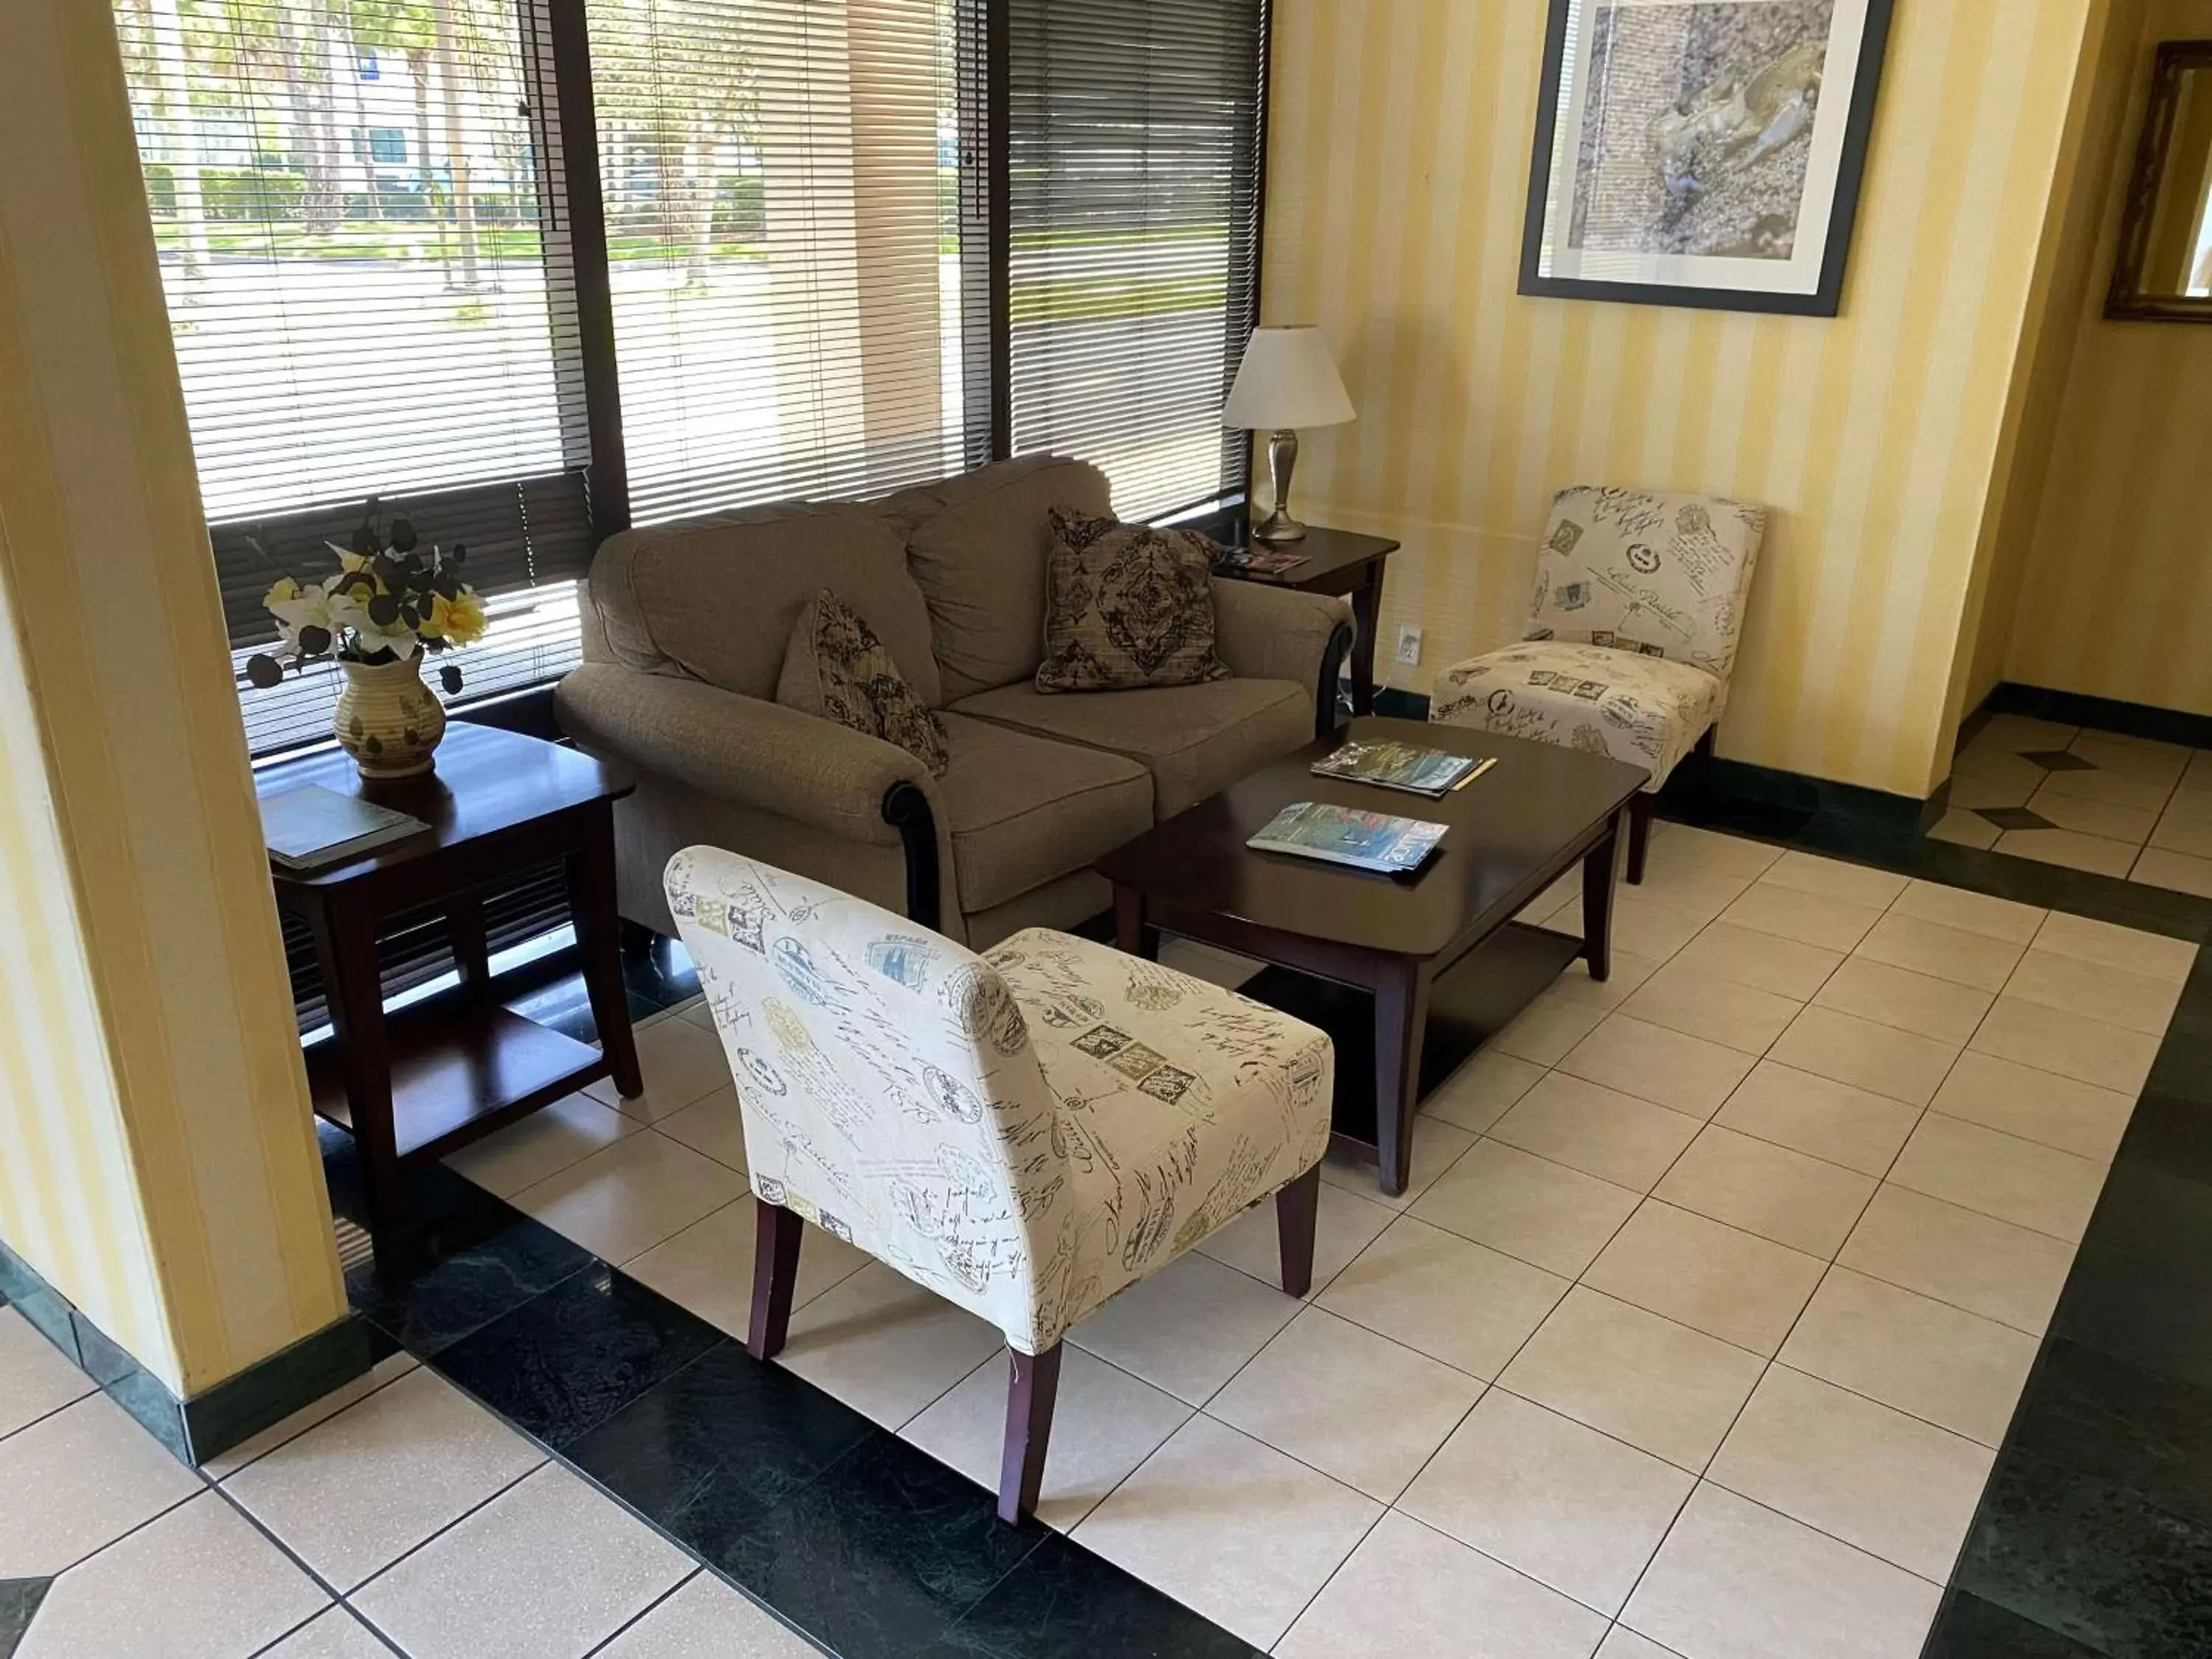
[1034,508,1232,693]
[776,588,951,778]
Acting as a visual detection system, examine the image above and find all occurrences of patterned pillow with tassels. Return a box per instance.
[1034,507,1231,693]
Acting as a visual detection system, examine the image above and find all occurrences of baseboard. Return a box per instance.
[0,1237,372,1466]
[1987,682,2212,751]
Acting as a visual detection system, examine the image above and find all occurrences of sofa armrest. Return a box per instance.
[555,664,928,849]
[1211,580,1354,734]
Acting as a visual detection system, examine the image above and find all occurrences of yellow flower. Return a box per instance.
[264,575,302,608]
[428,590,487,647]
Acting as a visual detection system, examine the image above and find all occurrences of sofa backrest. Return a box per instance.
[880,455,1112,701]
[586,500,943,706]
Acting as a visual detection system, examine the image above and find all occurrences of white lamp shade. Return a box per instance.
[1223,326,1355,431]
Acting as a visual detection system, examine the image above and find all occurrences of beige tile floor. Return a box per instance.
[2,828,2193,1659]
[531,824,2178,1659]
[1932,712,2212,894]
[0,1334,815,1658]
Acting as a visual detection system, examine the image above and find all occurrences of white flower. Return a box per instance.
[265,576,338,655]
[326,586,420,661]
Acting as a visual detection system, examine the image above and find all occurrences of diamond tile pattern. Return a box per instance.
[1972,806,2056,832]
[1944,720,2212,897]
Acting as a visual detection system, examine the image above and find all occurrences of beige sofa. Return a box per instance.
[556,456,1352,946]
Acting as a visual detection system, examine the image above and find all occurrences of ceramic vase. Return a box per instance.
[334,655,446,778]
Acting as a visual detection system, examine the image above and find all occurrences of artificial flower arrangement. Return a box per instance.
[245,501,489,777]
[246,500,486,690]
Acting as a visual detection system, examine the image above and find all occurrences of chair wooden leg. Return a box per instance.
[1276,1164,1321,1298]
[1627,793,1654,886]
[998,1343,1062,1525]
[748,1201,803,1362]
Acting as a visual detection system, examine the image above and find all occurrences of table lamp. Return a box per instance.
[1224,325,1356,543]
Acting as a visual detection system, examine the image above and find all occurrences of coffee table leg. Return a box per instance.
[1113,885,1158,961]
[1374,959,1432,1197]
[1582,808,1627,983]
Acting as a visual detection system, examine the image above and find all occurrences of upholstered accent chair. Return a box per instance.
[666,846,1335,1524]
[1430,485,1767,880]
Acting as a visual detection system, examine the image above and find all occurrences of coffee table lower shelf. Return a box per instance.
[1238,922,1584,1166]
[306,1001,611,1169]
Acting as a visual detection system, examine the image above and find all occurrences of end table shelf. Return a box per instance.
[304,1002,606,1166]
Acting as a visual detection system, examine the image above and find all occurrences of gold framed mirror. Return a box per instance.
[2110,40,2212,321]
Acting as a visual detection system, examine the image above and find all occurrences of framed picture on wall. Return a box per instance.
[1518,0,1896,316]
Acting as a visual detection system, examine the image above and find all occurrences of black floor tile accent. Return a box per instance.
[568,1340,877,1564]
[1996,1342,2212,1533]
[914,1534,1266,1659]
[712,1433,1044,1659]
[344,1193,594,1360]
[1954,1439,2212,1658]
[2051,1241,2212,1396]
[0,1580,49,1659]
[1921,1590,2107,1657]
[2020,749,2096,772]
[429,1265,726,1450]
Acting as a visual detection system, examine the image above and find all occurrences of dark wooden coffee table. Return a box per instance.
[1096,717,1647,1195]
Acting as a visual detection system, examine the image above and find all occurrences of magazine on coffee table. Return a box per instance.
[1248,801,1448,876]
[1310,738,1485,798]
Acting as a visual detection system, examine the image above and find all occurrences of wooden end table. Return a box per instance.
[1216,524,1399,717]
[258,724,642,1225]
[1096,717,1647,1196]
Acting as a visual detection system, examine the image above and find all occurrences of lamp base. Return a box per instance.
[1254,428,1307,543]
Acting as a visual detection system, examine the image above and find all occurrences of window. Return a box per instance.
[114,0,1269,762]
[586,0,981,524]
[1005,0,1269,521]
[114,0,595,756]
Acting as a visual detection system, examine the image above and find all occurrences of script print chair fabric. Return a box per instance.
[664,846,1335,1522]
[1430,484,1767,881]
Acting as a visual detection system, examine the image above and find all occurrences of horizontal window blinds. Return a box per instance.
[586,0,978,524]
[1006,0,1267,523]
[114,0,593,754]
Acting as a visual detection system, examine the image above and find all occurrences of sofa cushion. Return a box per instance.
[776,589,950,777]
[1035,509,1231,694]
[934,712,1153,913]
[952,677,1311,818]
[881,455,1113,700]
[588,501,942,705]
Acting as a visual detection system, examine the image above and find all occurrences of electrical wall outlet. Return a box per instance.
[1394,625,1423,666]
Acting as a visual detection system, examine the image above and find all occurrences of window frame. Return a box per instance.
[124,0,1274,763]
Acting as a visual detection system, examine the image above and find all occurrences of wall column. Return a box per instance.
[0,0,347,1403]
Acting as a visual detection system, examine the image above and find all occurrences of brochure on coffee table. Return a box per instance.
[1248,801,1448,876]
[1310,738,1484,798]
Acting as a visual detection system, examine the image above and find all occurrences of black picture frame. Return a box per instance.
[1517,0,1897,317]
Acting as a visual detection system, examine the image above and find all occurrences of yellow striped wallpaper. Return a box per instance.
[1264,0,2101,797]
[0,0,346,1396]
[1989,0,2212,720]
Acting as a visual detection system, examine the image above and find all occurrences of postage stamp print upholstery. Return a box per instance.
[1432,486,1765,791]
[666,848,1334,1354]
